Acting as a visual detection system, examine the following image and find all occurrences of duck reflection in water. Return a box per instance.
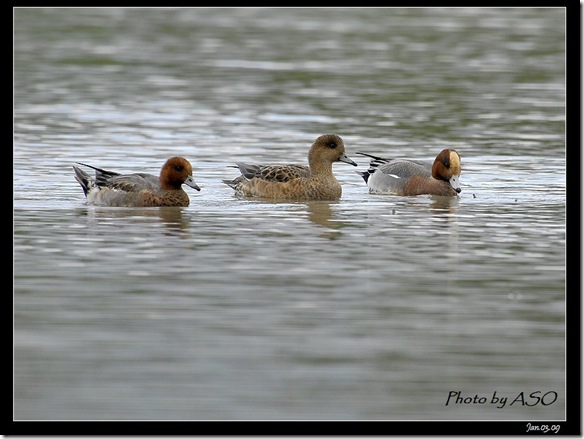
[427,194,460,212]
[305,201,344,240]
[77,206,191,236]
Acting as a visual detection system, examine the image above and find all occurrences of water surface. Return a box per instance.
[14,7,566,423]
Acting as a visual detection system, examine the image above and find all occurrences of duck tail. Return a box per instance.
[355,152,391,183]
[223,175,244,190]
[355,151,386,161]
[355,169,370,184]
[72,165,92,197]
[222,178,237,189]
[75,162,120,187]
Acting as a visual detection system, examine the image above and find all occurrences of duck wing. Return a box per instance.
[103,173,160,192]
[235,163,310,182]
[356,153,432,180]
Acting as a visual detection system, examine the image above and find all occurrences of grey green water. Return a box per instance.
[14,7,566,421]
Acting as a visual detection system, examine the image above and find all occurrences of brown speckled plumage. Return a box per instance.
[224,134,357,200]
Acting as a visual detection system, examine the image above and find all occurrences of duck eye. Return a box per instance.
[442,158,450,168]
[327,142,337,149]
[174,165,184,172]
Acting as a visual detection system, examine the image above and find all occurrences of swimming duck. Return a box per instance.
[73,156,200,207]
[356,148,461,196]
[224,134,357,200]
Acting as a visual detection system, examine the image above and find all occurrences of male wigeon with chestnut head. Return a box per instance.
[357,148,461,196]
[73,156,200,207]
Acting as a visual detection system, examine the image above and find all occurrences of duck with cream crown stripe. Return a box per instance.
[356,149,461,196]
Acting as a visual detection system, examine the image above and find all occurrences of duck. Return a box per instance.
[73,156,200,207]
[223,134,357,200]
[356,148,461,196]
